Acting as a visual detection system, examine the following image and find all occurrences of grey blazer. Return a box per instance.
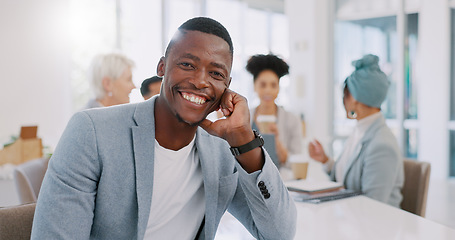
[330,115,404,207]
[31,97,296,240]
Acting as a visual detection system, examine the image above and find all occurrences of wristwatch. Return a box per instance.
[229,130,264,156]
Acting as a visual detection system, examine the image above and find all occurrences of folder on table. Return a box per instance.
[285,180,343,194]
[289,189,362,203]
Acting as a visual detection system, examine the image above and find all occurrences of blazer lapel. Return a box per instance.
[131,98,156,238]
[195,129,219,239]
[342,116,385,184]
[342,143,363,184]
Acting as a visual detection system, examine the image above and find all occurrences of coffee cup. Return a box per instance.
[291,162,309,180]
[256,115,276,134]
[289,154,309,180]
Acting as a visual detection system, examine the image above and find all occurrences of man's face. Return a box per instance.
[157,30,232,125]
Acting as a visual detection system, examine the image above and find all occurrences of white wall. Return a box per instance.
[0,0,72,150]
[417,0,451,179]
[285,0,333,147]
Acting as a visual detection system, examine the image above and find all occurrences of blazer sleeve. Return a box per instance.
[360,138,402,203]
[227,148,297,240]
[31,112,100,239]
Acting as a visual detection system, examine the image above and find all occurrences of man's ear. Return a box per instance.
[157,57,166,77]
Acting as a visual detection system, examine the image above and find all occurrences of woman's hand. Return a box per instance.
[308,139,329,164]
[269,123,288,164]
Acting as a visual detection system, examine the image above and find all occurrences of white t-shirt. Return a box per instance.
[144,136,205,240]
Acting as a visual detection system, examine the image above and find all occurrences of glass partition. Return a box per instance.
[333,16,398,147]
[450,9,455,176]
[405,13,419,120]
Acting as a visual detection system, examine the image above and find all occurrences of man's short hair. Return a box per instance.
[140,76,162,97]
[165,17,233,57]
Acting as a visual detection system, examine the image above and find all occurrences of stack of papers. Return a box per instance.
[285,180,343,194]
[285,180,362,203]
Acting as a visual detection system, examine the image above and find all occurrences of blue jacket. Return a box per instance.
[31,97,296,239]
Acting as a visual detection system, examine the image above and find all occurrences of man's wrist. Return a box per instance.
[230,130,264,156]
[225,126,255,147]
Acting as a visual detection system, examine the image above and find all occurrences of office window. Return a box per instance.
[403,13,419,159]
[450,9,455,177]
[333,16,397,142]
[333,0,423,159]
[405,14,418,120]
[69,0,118,111]
[450,130,455,177]
[69,0,289,112]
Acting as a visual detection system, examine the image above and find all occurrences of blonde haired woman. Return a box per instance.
[85,53,136,108]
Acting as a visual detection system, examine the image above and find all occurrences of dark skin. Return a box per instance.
[154,30,264,173]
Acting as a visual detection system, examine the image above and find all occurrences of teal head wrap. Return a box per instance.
[345,54,390,108]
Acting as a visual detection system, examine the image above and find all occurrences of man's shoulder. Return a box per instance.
[82,102,138,117]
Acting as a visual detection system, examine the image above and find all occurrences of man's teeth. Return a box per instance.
[183,93,206,104]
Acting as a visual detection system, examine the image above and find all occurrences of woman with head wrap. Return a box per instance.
[246,54,303,167]
[308,54,404,207]
[84,53,136,109]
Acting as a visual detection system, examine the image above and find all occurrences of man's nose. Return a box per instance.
[190,70,210,89]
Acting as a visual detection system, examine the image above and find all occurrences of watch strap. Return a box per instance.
[229,130,264,156]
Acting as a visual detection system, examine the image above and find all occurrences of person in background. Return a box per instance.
[140,76,163,100]
[246,54,303,167]
[32,17,296,239]
[84,53,136,109]
[308,54,404,207]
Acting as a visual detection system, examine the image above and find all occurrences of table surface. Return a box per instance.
[216,162,455,240]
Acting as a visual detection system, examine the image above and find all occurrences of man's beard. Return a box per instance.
[175,112,205,127]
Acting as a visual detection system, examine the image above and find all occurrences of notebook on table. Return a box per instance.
[285,180,362,203]
[290,189,362,203]
[285,180,343,194]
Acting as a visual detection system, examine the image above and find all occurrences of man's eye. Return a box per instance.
[179,62,194,69]
[211,71,225,80]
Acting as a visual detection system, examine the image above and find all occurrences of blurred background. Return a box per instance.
[1,0,455,180]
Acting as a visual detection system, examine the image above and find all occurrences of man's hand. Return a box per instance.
[199,89,254,147]
[199,89,264,173]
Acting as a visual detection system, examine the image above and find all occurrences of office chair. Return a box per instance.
[0,203,36,240]
[400,159,431,217]
[13,157,50,204]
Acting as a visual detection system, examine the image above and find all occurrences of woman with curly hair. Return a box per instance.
[246,54,303,167]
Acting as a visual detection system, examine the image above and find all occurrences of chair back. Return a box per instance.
[400,159,431,217]
[0,203,36,240]
[13,157,50,204]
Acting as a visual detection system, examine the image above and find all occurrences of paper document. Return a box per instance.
[290,189,362,203]
[285,180,343,193]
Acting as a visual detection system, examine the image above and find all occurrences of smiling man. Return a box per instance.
[32,17,296,240]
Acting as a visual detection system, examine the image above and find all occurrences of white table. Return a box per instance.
[294,195,455,240]
[216,161,455,240]
[216,194,455,240]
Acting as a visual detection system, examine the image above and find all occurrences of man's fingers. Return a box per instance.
[199,119,214,133]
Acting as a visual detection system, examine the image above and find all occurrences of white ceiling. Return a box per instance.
[241,0,284,13]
